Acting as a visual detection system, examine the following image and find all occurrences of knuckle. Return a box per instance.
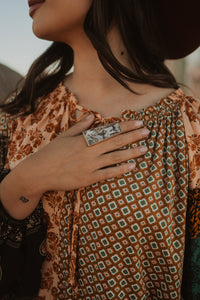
[110,152,122,163]
[113,136,123,147]
[128,130,145,143]
[118,164,126,172]
[131,130,140,140]
[129,147,139,157]
[105,169,113,178]
[101,168,112,179]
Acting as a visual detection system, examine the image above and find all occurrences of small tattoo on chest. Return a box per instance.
[19,196,29,203]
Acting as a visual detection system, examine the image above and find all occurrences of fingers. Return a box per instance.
[94,162,136,182]
[95,125,150,154]
[119,120,144,133]
[62,114,95,137]
[98,146,148,168]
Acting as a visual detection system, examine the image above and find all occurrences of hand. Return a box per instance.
[0,113,149,219]
[23,113,149,193]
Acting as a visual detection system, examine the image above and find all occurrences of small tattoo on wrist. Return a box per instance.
[20,196,29,203]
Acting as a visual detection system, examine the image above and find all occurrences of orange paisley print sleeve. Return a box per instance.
[180,96,200,189]
[180,96,200,299]
[179,96,200,242]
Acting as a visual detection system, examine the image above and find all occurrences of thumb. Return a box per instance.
[64,113,95,137]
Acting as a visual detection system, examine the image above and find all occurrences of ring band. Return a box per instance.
[83,122,122,146]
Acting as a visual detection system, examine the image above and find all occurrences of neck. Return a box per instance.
[64,26,132,100]
[62,27,175,117]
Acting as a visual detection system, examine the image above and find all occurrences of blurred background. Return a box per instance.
[0,1,50,102]
[0,1,200,103]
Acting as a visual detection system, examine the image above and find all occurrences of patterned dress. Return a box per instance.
[0,83,200,300]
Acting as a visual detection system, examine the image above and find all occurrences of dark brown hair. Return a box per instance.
[1,0,178,116]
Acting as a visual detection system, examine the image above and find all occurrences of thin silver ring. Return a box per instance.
[83,122,122,146]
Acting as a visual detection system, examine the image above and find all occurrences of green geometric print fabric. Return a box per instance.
[182,189,200,300]
[182,233,200,300]
[58,98,189,299]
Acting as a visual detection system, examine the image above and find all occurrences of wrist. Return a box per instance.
[0,162,46,220]
[13,158,48,199]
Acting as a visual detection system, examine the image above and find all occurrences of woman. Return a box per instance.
[0,0,200,299]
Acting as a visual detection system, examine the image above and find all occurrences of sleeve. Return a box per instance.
[179,96,200,299]
[0,111,47,299]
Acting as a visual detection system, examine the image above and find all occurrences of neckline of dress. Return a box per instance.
[59,82,184,120]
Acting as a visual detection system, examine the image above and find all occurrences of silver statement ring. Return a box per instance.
[83,122,122,146]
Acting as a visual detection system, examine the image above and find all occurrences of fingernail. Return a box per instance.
[83,113,93,120]
[142,128,150,135]
[135,120,144,126]
[128,163,136,170]
[140,146,148,153]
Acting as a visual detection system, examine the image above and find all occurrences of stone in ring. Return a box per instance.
[83,122,122,146]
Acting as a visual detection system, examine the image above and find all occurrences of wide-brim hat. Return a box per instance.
[154,0,200,59]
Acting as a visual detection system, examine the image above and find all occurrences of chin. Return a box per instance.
[32,22,55,41]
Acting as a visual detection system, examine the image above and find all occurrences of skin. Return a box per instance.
[32,0,175,118]
[0,0,174,219]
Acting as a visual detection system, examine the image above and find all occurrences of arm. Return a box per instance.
[0,115,45,219]
[0,159,45,220]
[0,133,46,298]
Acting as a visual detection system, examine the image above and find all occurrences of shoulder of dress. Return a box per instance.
[178,91,200,189]
[175,89,200,106]
[168,89,200,120]
[179,95,200,123]
[35,82,70,111]
[182,94,200,107]
[168,88,199,104]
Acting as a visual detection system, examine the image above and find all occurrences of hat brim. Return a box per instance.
[154,0,200,59]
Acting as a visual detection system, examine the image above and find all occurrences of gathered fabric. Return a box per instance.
[1,83,200,299]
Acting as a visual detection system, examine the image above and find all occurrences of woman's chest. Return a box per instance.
[72,108,189,246]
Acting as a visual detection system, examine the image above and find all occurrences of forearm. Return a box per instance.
[0,162,46,220]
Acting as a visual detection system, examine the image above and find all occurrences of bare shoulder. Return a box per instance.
[128,85,177,111]
[147,86,176,101]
